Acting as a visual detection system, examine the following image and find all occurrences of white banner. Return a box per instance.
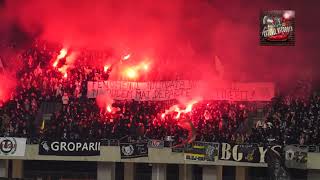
[87,81,274,101]
[0,137,26,156]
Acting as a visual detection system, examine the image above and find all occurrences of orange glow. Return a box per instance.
[141,62,149,71]
[63,72,68,78]
[161,113,165,119]
[175,111,181,119]
[107,105,112,113]
[163,100,198,120]
[53,48,68,68]
[57,48,68,59]
[104,65,109,72]
[125,68,137,79]
[53,61,59,67]
[185,100,198,113]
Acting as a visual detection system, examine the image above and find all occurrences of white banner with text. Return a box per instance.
[87,81,274,101]
[0,137,26,156]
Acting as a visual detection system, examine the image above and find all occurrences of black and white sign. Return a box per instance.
[219,143,281,163]
[39,140,101,156]
[284,145,308,169]
[0,137,26,156]
[120,142,148,159]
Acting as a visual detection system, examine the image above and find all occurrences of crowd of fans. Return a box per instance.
[0,40,319,146]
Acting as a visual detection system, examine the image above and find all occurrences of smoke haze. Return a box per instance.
[0,0,320,85]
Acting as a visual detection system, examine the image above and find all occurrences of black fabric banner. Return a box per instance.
[219,143,282,163]
[120,142,148,159]
[39,140,100,156]
[184,142,219,162]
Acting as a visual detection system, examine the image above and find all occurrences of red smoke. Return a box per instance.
[0,74,16,102]
[1,0,319,86]
[96,94,115,113]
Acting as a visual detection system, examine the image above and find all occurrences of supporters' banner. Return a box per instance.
[39,140,100,156]
[0,137,26,156]
[185,142,219,162]
[219,143,281,163]
[284,145,308,169]
[148,139,164,149]
[120,142,148,159]
[87,81,274,101]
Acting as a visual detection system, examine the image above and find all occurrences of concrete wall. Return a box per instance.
[0,145,267,167]
[4,145,320,169]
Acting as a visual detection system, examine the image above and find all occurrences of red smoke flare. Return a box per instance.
[96,94,115,114]
[63,72,68,78]
[123,54,131,61]
[0,74,16,103]
[104,65,110,72]
[163,100,198,119]
[125,68,138,79]
[53,48,68,67]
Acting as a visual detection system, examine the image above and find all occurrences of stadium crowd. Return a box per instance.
[0,40,319,146]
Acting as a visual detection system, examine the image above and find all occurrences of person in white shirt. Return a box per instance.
[62,93,69,105]
[62,93,69,111]
[255,119,263,128]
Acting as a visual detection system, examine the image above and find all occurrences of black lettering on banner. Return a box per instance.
[189,80,198,89]
[164,90,172,99]
[185,89,191,97]
[239,91,247,101]
[136,90,150,100]
[153,89,164,99]
[234,89,241,100]
[173,89,181,98]
[219,89,226,100]
[180,81,185,89]
[228,89,233,100]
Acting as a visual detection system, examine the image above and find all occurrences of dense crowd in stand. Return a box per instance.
[0,41,319,146]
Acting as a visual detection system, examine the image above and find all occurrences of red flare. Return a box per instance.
[104,65,109,72]
[53,61,58,67]
[107,105,112,113]
[125,68,137,79]
[163,100,198,120]
[123,54,131,61]
[161,113,165,119]
[53,48,68,68]
[58,48,68,59]
[141,62,149,71]
[63,72,68,78]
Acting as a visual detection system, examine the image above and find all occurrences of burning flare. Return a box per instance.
[125,68,138,79]
[123,54,131,61]
[162,100,198,119]
[161,100,199,146]
[53,48,68,67]
[104,65,110,72]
